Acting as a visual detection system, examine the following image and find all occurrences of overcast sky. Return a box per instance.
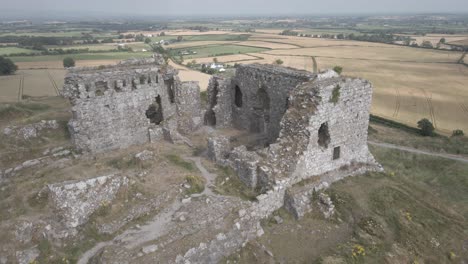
[1,0,468,16]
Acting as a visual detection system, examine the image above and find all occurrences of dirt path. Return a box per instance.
[77,156,220,264]
[369,141,468,163]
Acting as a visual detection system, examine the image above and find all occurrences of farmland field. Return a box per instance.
[1,29,467,134]
[168,60,211,91]
[0,47,38,56]
[168,44,268,59]
[0,69,66,102]
[8,51,152,63]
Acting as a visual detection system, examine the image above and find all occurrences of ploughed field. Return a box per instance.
[1,30,467,134]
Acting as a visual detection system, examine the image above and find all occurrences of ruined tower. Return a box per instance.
[62,55,202,152]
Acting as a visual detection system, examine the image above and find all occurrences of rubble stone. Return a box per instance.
[47,174,128,228]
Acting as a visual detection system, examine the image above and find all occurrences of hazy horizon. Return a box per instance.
[1,0,468,19]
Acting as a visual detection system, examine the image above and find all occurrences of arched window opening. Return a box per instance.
[234,85,243,107]
[146,95,164,125]
[318,122,330,148]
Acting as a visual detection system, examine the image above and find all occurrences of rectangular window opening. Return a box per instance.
[333,146,341,160]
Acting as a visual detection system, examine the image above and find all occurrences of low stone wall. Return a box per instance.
[47,174,128,229]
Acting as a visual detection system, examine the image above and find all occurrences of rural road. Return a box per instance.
[369,141,468,164]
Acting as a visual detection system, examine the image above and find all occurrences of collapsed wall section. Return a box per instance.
[231,64,314,144]
[204,77,232,128]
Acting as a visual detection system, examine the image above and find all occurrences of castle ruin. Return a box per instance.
[62,55,202,153]
[62,55,381,220]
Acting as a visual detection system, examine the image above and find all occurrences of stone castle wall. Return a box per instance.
[63,56,201,153]
[231,64,314,143]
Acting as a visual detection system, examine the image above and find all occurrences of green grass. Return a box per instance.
[8,51,152,62]
[44,44,118,51]
[0,46,39,56]
[168,44,268,59]
[185,175,205,195]
[152,34,250,43]
[213,165,258,201]
[0,102,50,123]
[165,154,196,172]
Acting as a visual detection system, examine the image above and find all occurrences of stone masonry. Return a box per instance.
[62,55,202,153]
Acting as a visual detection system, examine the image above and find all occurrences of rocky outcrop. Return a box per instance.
[3,120,59,140]
[47,174,128,228]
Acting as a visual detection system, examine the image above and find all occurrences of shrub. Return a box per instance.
[417,118,435,136]
[452,129,464,137]
[329,85,341,104]
[63,57,75,68]
[274,59,283,65]
[185,175,205,195]
[333,66,343,74]
[0,56,18,75]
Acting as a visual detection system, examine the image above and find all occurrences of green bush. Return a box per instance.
[0,56,18,75]
[452,129,464,137]
[63,57,75,68]
[185,175,205,195]
[329,85,341,104]
[417,118,435,136]
[333,66,343,74]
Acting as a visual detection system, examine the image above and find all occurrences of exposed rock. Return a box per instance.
[141,244,158,254]
[16,246,39,264]
[47,174,128,228]
[273,215,283,224]
[207,135,230,164]
[15,221,34,244]
[318,193,335,219]
[135,150,154,161]
[4,120,59,140]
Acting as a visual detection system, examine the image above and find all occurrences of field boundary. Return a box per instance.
[392,87,401,118]
[17,75,24,102]
[46,70,60,96]
[260,51,460,64]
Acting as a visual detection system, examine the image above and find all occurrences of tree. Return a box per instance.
[439,38,446,44]
[0,56,18,75]
[417,118,435,136]
[273,59,283,65]
[421,40,433,49]
[213,58,218,64]
[63,57,75,68]
[159,32,166,36]
[452,129,464,137]
[144,38,151,44]
[333,66,343,74]
[177,36,183,42]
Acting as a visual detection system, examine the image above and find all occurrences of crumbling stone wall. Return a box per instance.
[63,55,201,152]
[206,67,381,192]
[204,77,232,128]
[231,64,314,144]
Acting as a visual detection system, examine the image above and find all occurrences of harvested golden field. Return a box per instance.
[22,70,60,97]
[245,53,315,72]
[235,40,298,49]
[254,29,285,34]
[449,38,468,46]
[164,41,234,49]
[398,34,468,46]
[0,69,66,102]
[16,60,121,69]
[264,45,462,63]
[165,30,240,36]
[0,74,21,102]
[169,60,211,91]
[249,34,393,48]
[316,57,468,134]
[191,54,260,64]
